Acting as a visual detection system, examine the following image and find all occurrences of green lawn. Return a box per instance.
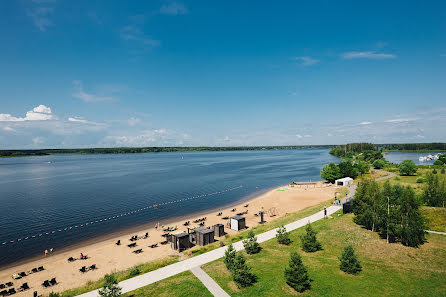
[203,212,446,297]
[123,271,212,297]
[421,206,446,233]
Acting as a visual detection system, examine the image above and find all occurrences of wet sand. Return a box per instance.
[0,182,337,296]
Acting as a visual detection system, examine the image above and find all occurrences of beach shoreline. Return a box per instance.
[0,181,338,296]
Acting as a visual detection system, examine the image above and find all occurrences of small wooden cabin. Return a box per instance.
[192,227,215,246]
[230,215,246,231]
[170,232,192,252]
[213,224,225,237]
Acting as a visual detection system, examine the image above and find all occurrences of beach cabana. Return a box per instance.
[230,216,246,231]
[170,232,192,252]
[191,227,215,246]
[335,177,353,186]
[213,224,225,237]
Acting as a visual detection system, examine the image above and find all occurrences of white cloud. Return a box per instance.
[33,137,44,144]
[159,2,188,15]
[0,105,55,121]
[296,134,312,139]
[385,118,418,123]
[360,121,372,125]
[415,134,425,139]
[103,129,189,146]
[292,56,320,66]
[120,25,161,48]
[128,117,141,126]
[2,127,16,132]
[27,1,55,32]
[342,51,396,59]
[68,117,103,126]
[72,81,115,102]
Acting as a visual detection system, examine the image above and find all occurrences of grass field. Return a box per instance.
[421,206,446,233]
[123,271,212,297]
[203,212,446,297]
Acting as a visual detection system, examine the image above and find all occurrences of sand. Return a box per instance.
[0,182,338,296]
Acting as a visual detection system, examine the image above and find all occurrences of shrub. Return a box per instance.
[398,160,418,176]
[243,231,260,254]
[416,177,425,183]
[98,274,122,297]
[300,223,322,252]
[433,169,437,174]
[276,225,291,245]
[49,293,60,297]
[231,253,257,288]
[128,266,140,277]
[339,244,362,275]
[223,243,236,271]
[284,251,311,292]
[433,160,443,166]
[442,168,445,174]
[373,159,385,169]
[394,176,401,181]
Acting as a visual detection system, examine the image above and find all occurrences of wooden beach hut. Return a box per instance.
[191,227,215,246]
[170,232,192,252]
[213,224,225,237]
[230,215,246,231]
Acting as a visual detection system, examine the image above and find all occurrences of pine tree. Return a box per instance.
[243,230,260,254]
[284,251,311,292]
[276,225,291,245]
[231,252,257,288]
[399,186,425,247]
[223,243,236,271]
[300,223,322,252]
[339,244,362,275]
[98,274,122,297]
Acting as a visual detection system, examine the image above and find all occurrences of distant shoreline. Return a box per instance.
[0,146,332,158]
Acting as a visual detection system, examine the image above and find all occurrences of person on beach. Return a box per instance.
[80,252,84,259]
[44,249,48,257]
[50,248,53,253]
[324,206,327,219]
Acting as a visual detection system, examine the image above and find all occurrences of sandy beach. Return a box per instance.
[0,182,338,296]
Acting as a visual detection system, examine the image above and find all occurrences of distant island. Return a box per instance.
[0,145,332,157]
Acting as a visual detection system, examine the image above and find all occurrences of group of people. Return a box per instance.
[44,248,54,256]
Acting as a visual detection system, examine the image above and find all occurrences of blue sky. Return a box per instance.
[0,0,445,148]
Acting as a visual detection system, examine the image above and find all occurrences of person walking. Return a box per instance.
[44,249,48,257]
[324,206,327,219]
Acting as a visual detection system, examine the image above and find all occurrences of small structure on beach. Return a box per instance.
[213,224,225,237]
[335,177,353,187]
[170,232,192,252]
[191,227,215,246]
[230,216,246,231]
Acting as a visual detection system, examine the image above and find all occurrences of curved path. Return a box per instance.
[77,170,395,297]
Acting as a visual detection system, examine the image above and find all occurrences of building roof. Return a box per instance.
[335,177,353,182]
[174,232,189,238]
[231,215,245,220]
[194,227,214,234]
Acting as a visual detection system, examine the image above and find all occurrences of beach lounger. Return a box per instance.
[222,216,229,220]
[127,243,137,248]
[49,278,57,286]
[132,249,143,254]
[68,257,75,262]
[79,266,87,273]
[89,264,97,270]
[19,282,30,291]
[160,240,168,245]
[7,288,16,295]
[5,283,13,288]
[0,290,6,296]
[42,280,50,288]
[115,240,121,245]
[0,284,4,289]
[31,268,38,273]
[37,266,44,271]
[244,204,249,207]
[161,233,170,237]
[150,244,158,248]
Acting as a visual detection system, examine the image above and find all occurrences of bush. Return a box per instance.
[300,223,322,252]
[442,168,445,174]
[231,253,257,288]
[223,243,236,271]
[394,176,401,181]
[433,169,437,174]
[243,231,260,254]
[339,244,362,275]
[98,274,122,297]
[284,251,311,292]
[128,266,140,277]
[373,159,385,169]
[49,293,60,297]
[433,160,444,166]
[398,160,418,176]
[276,225,291,245]
[416,177,425,183]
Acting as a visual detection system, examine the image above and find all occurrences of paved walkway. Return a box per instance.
[77,170,395,297]
[191,266,230,297]
[77,205,342,297]
[425,230,446,235]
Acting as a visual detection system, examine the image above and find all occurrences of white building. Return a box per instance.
[335,177,353,187]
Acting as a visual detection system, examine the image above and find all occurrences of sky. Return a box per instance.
[0,0,445,149]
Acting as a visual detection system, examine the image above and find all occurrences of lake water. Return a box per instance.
[385,151,445,165]
[0,149,338,267]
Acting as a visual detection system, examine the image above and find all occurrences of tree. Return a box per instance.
[231,253,257,288]
[442,168,446,174]
[432,168,438,174]
[377,182,401,243]
[300,223,322,252]
[320,163,341,183]
[438,154,446,164]
[243,231,260,254]
[339,244,362,275]
[352,181,382,232]
[399,186,425,247]
[223,243,236,270]
[276,225,291,245]
[284,251,311,292]
[373,159,385,169]
[355,161,370,175]
[338,161,359,179]
[98,274,122,297]
[433,160,444,166]
[423,172,446,207]
[398,160,418,176]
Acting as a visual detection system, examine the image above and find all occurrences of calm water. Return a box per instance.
[385,151,445,165]
[0,149,338,266]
